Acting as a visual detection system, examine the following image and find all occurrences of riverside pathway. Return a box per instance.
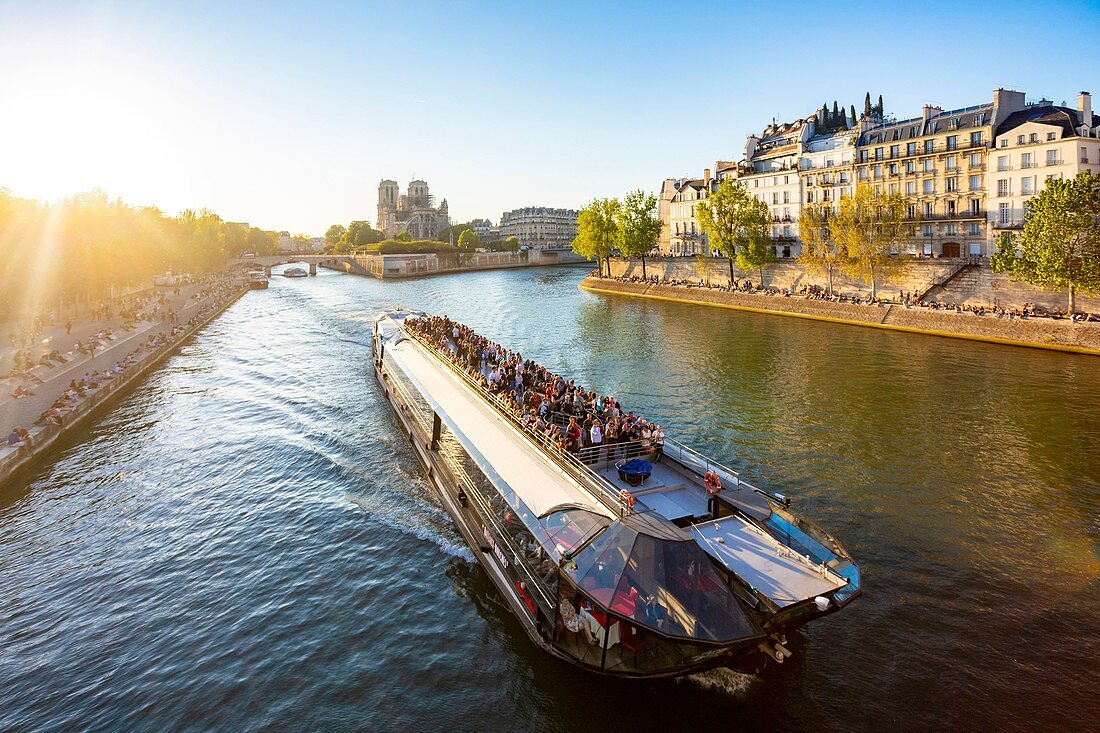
[1,276,246,477]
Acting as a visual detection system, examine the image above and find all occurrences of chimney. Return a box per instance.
[704,168,712,185]
[1078,91,1093,128]
[921,104,943,126]
[992,88,1027,127]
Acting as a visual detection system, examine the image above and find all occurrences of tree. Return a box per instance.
[571,197,620,276]
[990,171,1100,313]
[877,94,884,116]
[615,190,662,280]
[833,184,909,299]
[501,236,520,253]
[696,178,772,284]
[325,224,346,247]
[292,234,311,252]
[850,104,857,125]
[798,203,844,293]
[395,231,412,242]
[457,229,479,250]
[864,92,872,118]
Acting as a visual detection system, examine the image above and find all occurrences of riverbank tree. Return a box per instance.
[457,229,479,249]
[571,197,620,276]
[616,190,662,280]
[696,178,772,285]
[798,203,843,293]
[990,171,1100,313]
[0,188,278,320]
[833,184,909,299]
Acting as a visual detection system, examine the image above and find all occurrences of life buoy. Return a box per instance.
[617,489,635,509]
[704,470,723,495]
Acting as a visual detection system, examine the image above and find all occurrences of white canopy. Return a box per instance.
[384,324,614,520]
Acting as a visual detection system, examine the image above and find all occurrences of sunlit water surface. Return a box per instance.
[1,266,1097,732]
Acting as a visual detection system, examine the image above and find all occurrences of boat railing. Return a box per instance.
[402,328,626,516]
[379,348,557,612]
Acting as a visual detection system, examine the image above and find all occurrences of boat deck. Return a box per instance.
[594,459,844,608]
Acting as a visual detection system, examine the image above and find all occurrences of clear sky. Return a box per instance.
[1,1,1098,235]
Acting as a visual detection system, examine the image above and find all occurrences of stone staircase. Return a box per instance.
[917,261,977,301]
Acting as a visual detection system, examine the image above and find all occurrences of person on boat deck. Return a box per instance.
[589,420,603,455]
[705,470,723,517]
[566,417,582,451]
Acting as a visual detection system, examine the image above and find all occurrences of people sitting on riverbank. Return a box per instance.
[590,271,1100,322]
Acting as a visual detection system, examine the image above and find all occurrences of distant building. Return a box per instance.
[469,218,500,243]
[499,206,579,250]
[663,173,712,256]
[377,178,450,239]
[277,231,294,253]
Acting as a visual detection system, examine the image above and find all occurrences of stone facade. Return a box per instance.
[376,179,450,239]
[498,207,579,250]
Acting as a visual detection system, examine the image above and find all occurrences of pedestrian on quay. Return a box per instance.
[65,320,72,335]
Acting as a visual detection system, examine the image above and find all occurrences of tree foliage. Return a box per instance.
[325,224,346,246]
[991,171,1100,312]
[832,184,909,298]
[797,203,843,293]
[571,197,621,276]
[696,178,772,284]
[616,189,662,279]
[457,229,479,249]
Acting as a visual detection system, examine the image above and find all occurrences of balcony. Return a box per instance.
[993,221,1023,230]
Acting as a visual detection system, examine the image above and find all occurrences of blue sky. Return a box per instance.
[1,1,1098,235]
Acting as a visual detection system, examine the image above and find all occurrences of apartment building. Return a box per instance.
[800,128,856,214]
[741,118,814,257]
[499,207,579,250]
[665,173,711,256]
[990,92,1100,234]
[853,89,1028,257]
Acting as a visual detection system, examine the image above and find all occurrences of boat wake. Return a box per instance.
[684,667,759,697]
[343,492,475,563]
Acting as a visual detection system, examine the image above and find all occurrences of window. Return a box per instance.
[875,164,884,179]
[976,113,986,125]
[970,153,982,167]
[783,175,789,184]
[807,176,814,186]
[906,160,916,173]
[1021,152,1032,169]
[839,172,849,183]
[1046,132,1056,141]
[875,147,884,161]
[970,199,980,215]
[907,204,917,219]
[947,224,957,235]
[946,155,957,170]
[889,183,898,194]
[890,145,899,159]
[999,139,1008,148]
[923,202,934,217]
[997,179,1009,197]
[947,135,958,150]
[1029,133,1038,143]
[1082,147,1090,164]
[969,222,981,235]
[971,131,982,147]
[874,184,882,195]
[783,225,791,237]
[929,122,938,133]
[859,168,868,180]
[889,163,898,175]
[806,191,814,203]
[859,150,868,162]
[783,191,790,204]
[924,139,934,153]
[922,224,933,236]
[1022,178,1034,195]
[923,180,934,194]
[949,117,960,130]
[1047,149,1058,165]
[907,142,917,156]
[826,158,834,167]
[969,175,981,190]
[997,155,1008,171]
[946,178,958,192]
[999,203,1010,224]
[923,159,934,173]
[1016,134,1025,145]
[906,181,917,195]
[772,192,779,204]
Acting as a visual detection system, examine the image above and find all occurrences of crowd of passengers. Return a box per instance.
[595,270,1100,322]
[405,315,665,459]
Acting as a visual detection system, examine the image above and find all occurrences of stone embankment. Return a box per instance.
[580,277,1100,355]
[0,281,249,485]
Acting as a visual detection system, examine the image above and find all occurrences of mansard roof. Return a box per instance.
[859,103,993,145]
[995,105,1084,138]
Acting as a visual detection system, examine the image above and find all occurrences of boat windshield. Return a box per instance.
[541,506,609,556]
[564,511,757,643]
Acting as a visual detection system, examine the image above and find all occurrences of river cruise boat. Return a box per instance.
[372,308,860,678]
[247,270,268,289]
[282,266,308,278]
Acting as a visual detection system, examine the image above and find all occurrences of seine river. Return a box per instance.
[1,266,1097,732]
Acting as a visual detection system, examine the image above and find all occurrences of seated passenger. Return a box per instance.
[641,594,668,631]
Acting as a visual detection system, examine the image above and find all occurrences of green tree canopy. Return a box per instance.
[616,189,662,279]
[325,224,346,246]
[833,184,910,298]
[990,171,1100,313]
[501,236,520,253]
[571,197,620,276]
[457,229,479,249]
[696,178,772,283]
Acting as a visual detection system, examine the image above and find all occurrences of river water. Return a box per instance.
[0,266,1097,732]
